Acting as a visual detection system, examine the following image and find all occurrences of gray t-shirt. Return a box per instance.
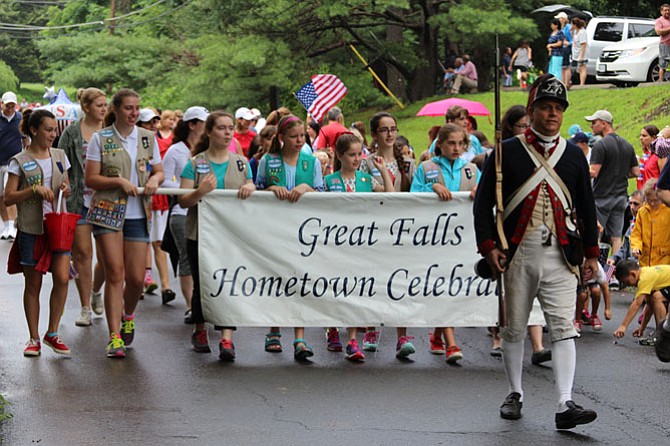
[590,132,637,198]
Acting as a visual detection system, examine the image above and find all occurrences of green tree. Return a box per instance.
[0,60,19,93]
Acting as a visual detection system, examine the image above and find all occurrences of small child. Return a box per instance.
[613,260,670,339]
[411,123,479,363]
[324,133,393,361]
[574,261,612,333]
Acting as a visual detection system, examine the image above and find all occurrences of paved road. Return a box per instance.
[1,240,669,445]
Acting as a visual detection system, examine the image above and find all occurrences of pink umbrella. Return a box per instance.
[416,98,491,117]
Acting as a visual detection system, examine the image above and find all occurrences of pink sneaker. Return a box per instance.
[43,333,71,355]
[326,328,343,352]
[590,314,603,332]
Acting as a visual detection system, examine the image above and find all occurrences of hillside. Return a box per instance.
[354,84,670,159]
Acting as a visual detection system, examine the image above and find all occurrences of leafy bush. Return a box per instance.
[0,61,19,94]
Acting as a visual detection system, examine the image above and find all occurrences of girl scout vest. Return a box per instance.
[86,126,156,231]
[12,149,69,235]
[324,171,374,192]
[363,155,416,192]
[185,151,249,241]
[419,160,477,191]
[263,152,315,188]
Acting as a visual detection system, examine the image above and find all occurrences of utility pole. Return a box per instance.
[107,0,116,93]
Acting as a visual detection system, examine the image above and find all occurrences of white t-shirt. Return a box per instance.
[571,28,587,60]
[8,152,72,215]
[162,141,190,217]
[87,125,161,219]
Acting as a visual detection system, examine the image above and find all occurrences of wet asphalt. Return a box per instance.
[1,240,670,445]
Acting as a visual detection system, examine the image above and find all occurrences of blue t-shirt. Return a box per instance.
[181,158,252,188]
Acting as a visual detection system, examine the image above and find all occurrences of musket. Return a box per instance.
[494,34,510,327]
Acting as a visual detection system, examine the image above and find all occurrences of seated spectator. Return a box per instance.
[450,55,478,94]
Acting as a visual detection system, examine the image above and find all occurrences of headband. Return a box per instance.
[280,115,301,131]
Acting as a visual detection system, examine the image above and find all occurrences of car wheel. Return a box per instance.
[647,59,660,82]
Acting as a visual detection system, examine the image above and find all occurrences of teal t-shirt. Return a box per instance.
[181,159,252,188]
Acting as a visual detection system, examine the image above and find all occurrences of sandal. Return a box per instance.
[264,332,282,353]
[293,338,314,361]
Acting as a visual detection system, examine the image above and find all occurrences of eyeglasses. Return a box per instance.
[377,127,398,134]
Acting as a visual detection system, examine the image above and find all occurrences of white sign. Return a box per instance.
[198,191,542,327]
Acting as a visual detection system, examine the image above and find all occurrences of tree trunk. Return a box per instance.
[386,24,409,102]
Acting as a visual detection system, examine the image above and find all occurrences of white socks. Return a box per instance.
[553,339,576,412]
[502,339,524,400]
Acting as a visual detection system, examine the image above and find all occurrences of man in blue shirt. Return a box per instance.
[555,12,573,87]
[0,91,22,240]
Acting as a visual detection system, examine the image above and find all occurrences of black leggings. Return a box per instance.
[186,239,234,330]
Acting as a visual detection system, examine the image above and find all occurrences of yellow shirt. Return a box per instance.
[635,265,670,299]
[630,203,670,267]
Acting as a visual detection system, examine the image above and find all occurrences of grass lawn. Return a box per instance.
[17,82,78,104]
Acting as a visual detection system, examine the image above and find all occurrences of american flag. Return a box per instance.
[294,74,347,123]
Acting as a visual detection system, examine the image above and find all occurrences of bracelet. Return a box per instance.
[32,184,37,195]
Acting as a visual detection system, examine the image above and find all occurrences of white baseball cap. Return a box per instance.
[1,91,18,105]
[250,108,262,119]
[585,110,613,124]
[554,12,568,20]
[183,106,209,122]
[138,108,159,123]
[235,107,255,120]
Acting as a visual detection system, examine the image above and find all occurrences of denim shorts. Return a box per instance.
[92,218,149,243]
[76,206,90,226]
[17,231,70,266]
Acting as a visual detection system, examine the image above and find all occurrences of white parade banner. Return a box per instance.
[197,190,544,327]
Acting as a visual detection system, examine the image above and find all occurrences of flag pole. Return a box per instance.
[348,44,405,110]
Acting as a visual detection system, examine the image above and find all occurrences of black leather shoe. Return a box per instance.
[555,401,597,429]
[531,348,552,365]
[654,324,670,363]
[161,289,176,305]
[500,392,522,420]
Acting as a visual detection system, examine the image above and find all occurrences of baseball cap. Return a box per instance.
[584,110,613,123]
[571,132,589,144]
[527,74,569,110]
[554,12,568,20]
[183,106,209,122]
[250,108,261,119]
[2,91,18,105]
[138,108,159,123]
[568,124,582,136]
[235,107,255,121]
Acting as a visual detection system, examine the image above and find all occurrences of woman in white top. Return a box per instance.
[571,17,588,86]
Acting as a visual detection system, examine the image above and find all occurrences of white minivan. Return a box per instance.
[585,16,656,77]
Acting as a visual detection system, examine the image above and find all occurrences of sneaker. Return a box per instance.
[345,339,365,362]
[191,330,211,353]
[573,319,582,334]
[654,324,670,363]
[609,279,620,291]
[555,401,597,429]
[120,316,135,346]
[161,289,176,305]
[106,334,126,358]
[500,392,522,420]
[43,333,71,355]
[395,336,416,359]
[91,290,103,315]
[531,348,552,365]
[144,280,158,294]
[75,307,92,327]
[219,339,235,361]
[429,332,446,355]
[638,336,656,346]
[581,309,591,325]
[326,328,343,352]
[184,309,193,324]
[445,345,463,364]
[590,314,603,332]
[23,339,41,357]
[362,331,379,352]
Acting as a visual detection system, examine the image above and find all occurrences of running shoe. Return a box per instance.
[23,339,41,357]
[395,336,415,359]
[219,339,236,361]
[91,290,104,315]
[43,333,71,355]
[184,309,193,324]
[345,339,365,362]
[144,280,158,294]
[326,328,343,352]
[192,330,211,353]
[106,334,126,358]
[120,316,135,346]
[590,314,603,332]
[581,309,591,325]
[362,331,379,352]
[429,331,446,355]
[573,319,582,335]
[446,345,463,364]
[75,307,92,327]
